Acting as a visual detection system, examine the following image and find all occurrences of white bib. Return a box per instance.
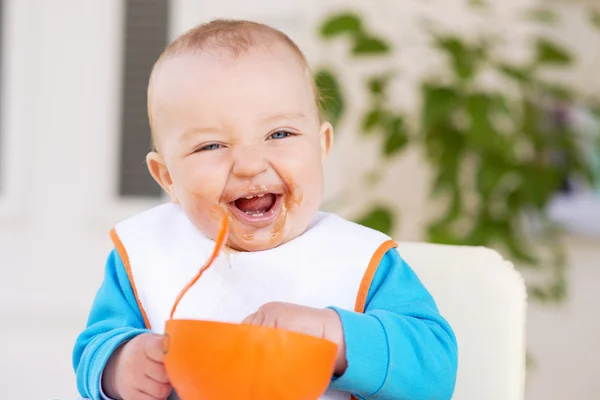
[111,203,395,400]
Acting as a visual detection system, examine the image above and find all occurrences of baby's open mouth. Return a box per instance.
[228,193,282,224]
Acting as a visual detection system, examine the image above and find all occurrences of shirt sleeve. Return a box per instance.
[72,249,149,400]
[328,247,458,400]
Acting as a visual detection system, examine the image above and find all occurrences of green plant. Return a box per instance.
[316,3,598,302]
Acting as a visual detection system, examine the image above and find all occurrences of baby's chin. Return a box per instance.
[226,230,288,252]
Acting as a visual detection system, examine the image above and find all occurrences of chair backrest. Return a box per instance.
[396,242,527,400]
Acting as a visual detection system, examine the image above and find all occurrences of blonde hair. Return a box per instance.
[147,19,320,151]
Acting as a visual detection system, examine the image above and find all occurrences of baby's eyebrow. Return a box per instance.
[181,126,224,139]
[263,112,306,124]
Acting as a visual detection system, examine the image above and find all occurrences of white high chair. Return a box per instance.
[397,242,528,400]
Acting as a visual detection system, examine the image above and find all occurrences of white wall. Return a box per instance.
[0,0,598,399]
[524,4,600,399]
[526,238,600,400]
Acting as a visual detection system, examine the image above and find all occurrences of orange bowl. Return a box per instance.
[163,319,338,400]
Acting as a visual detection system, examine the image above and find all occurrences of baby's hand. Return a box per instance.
[102,333,172,400]
[242,302,347,375]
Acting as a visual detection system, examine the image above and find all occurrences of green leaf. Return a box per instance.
[497,63,531,83]
[484,216,540,265]
[591,106,600,124]
[518,97,544,147]
[465,93,514,158]
[589,9,600,31]
[367,72,394,97]
[524,8,559,25]
[489,93,511,116]
[476,158,507,199]
[535,38,572,66]
[320,13,362,38]
[435,36,463,56]
[468,0,488,9]
[516,164,562,209]
[435,190,463,226]
[431,150,461,194]
[526,352,538,372]
[465,93,495,147]
[362,108,386,133]
[463,219,494,246]
[435,36,484,81]
[530,281,567,303]
[365,167,385,186]
[427,223,464,246]
[315,69,345,128]
[383,117,408,157]
[356,206,395,235]
[369,77,385,95]
[504,231,539,265]
[529,251,567,302]
[352,34,390,55]
[539,82,574,101]
[421,84,459,130]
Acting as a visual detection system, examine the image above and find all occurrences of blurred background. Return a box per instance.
[0,0,598,399]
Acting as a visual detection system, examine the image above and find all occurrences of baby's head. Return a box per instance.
[146,20,333,252]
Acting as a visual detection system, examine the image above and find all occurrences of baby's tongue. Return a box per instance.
[235,194,276,213]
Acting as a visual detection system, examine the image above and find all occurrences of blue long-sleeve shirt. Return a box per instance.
[73,247,457,400]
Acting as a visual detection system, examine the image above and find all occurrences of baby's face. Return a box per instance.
[148,44,333,251]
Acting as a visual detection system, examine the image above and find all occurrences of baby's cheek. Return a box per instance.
[191,205,224,239]
[183,166,226,206]
[181,188,226,239]
[173,160,230,238]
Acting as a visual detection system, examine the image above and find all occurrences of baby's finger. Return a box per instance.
[261,311,278,328]
[144,334,166,363]
[242,312,257,324]
[242,309,265,325]
[137,377,172,400]
[129,388,164,400]
[144,359,170,384]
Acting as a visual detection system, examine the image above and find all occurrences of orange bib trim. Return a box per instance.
[350,239,397,400]
[354,239,398,313]
[110,228,152,330]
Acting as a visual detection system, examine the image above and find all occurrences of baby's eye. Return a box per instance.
[196,143,222,152]
[269,131,293,140]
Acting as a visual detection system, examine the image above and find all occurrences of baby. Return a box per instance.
[73,19,458,400]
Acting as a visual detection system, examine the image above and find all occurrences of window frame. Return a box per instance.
[83,0,169,231]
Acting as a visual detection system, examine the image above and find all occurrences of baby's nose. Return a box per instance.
[231,145,269,178]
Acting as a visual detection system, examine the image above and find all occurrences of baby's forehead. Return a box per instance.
[148,48,319,146]
[149,44,316,110]
[154,38,306,81]
[153,51,308,111]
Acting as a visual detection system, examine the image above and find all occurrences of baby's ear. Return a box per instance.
[319,122,334,161]
[146,152,179,203]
